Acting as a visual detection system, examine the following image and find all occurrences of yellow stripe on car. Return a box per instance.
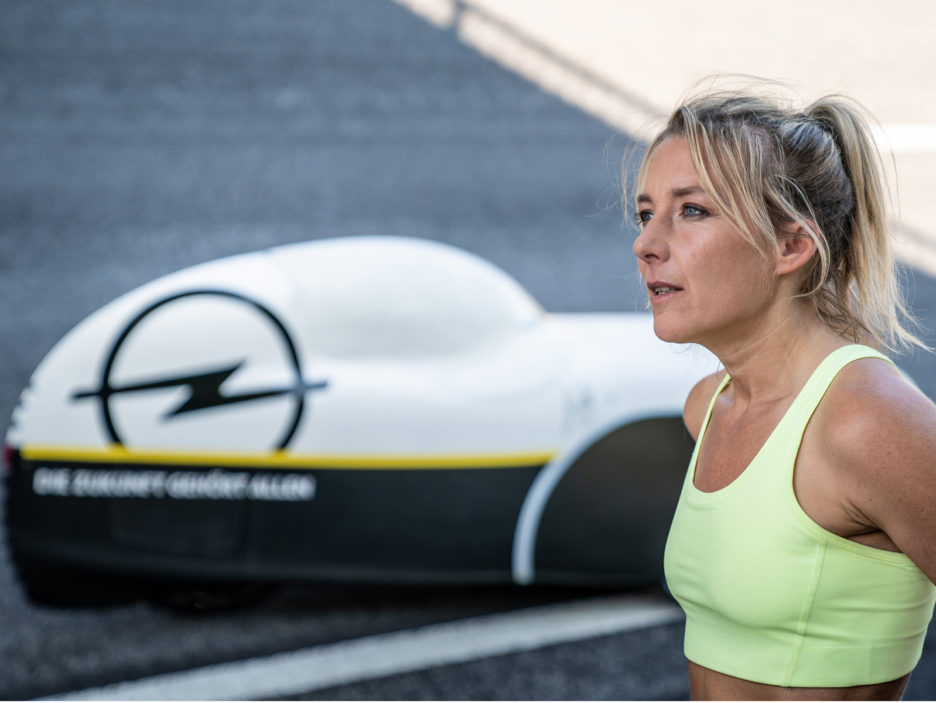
[18,444,556,470]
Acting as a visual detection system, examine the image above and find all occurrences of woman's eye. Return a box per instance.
[682,204,708,218]
[636,210,653,227]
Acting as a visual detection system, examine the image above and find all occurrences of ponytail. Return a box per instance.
[804,98,919,351]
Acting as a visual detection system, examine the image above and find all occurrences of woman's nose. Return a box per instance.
[633,218,667,263]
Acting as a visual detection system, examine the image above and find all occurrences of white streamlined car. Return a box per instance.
[4,236,715,606]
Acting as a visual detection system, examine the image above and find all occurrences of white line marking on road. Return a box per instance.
[50,593,682,701]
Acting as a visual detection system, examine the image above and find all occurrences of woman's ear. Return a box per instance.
[775,222,819,277]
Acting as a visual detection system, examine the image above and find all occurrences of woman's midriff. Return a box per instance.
[689,662,910,701]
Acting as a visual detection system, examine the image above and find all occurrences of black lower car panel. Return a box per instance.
[6,454,543,585]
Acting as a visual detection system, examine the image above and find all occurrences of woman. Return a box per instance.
[632,85,936,700]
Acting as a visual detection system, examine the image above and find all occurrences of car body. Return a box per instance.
[4,236,716,605]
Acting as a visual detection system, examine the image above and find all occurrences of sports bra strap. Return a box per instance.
[779,344,893,435]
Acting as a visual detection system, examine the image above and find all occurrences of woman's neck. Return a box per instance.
[706,302,849,406]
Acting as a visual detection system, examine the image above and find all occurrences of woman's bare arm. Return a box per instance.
[819,359,936,583]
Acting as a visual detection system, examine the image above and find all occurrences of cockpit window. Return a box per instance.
[271,237,543,358]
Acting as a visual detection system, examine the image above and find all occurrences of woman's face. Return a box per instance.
[633,137,778,349]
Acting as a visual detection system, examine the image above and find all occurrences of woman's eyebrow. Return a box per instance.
[672,185,707,198]
[637,185,707,205]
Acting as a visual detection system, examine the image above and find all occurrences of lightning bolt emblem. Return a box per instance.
[73,360,328,420]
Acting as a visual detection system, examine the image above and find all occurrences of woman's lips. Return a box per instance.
[646,280,683,301]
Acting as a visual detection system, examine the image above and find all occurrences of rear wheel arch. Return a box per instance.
[512,416,693,586]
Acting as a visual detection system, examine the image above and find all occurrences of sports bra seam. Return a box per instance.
[783,540,827,686]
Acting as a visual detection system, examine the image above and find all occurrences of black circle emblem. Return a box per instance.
[74,290,327,450]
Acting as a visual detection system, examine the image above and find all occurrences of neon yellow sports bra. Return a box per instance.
[664,345,936,688]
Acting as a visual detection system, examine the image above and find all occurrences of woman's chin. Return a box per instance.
[651,319,693,345]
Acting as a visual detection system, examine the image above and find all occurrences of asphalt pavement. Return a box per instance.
[2,1,936,700]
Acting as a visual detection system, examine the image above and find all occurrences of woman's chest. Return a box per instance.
[693,400,787,493]
[693,399,896,550]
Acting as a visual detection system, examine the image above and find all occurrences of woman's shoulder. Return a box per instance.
[820,355,936,442]
[814,355,936,502]
[815,354,936,580]
[683,369,727,441]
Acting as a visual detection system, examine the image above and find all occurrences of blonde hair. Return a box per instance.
[633,83,922,352]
